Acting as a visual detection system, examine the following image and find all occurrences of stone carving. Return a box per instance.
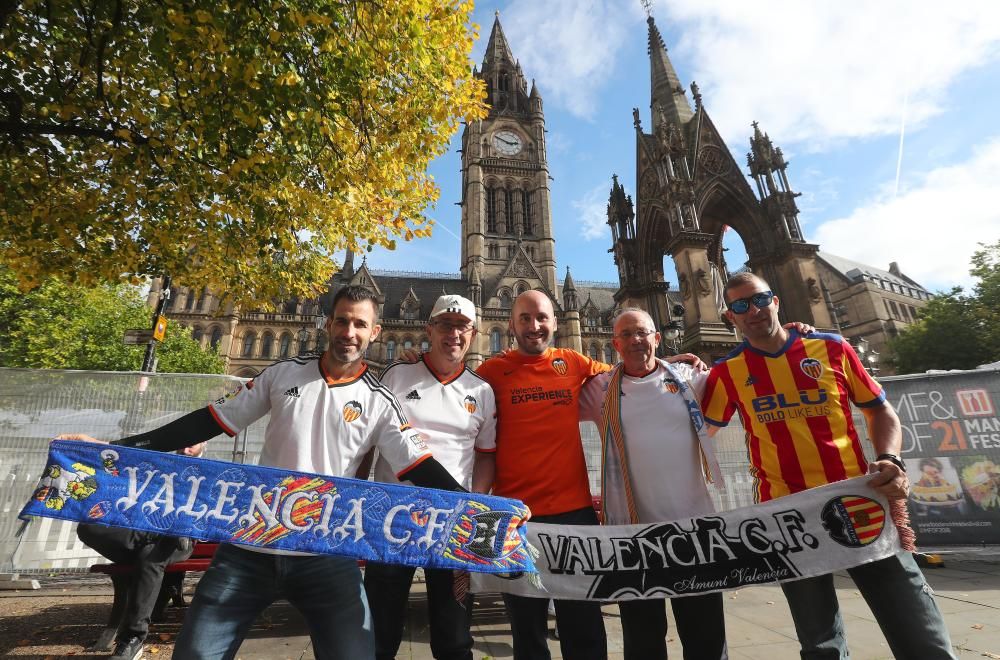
[698,145,728,176]
[695,268,712,297]
[806,277,822,303]
[679,273,691,300]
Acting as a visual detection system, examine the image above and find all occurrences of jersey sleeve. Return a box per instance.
[207,369,274,435]
[576,350,612,378]
[474,384,498,453]
[839,338,886,407]
[680,363,710,402]
[578,371,611,423]
[370,391,433,477]
[701,364,737,427]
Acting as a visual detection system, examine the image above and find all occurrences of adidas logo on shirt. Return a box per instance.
[283,386,301,398]
[405,390,421,401]
[744,375,756,387]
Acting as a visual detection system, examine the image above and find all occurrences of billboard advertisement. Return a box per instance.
[883,369,1000,546]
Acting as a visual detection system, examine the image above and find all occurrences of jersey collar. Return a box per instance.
[742,328,799,358]
[318,353,368,386]
[421,354,465,385]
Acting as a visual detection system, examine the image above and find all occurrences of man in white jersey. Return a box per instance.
[578,308,727,660]
[62,286,467,660]
[362,294,496,660]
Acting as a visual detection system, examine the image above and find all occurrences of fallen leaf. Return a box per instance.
[149,646,160,654]
[971,623,984,630]
[766,601,775,605]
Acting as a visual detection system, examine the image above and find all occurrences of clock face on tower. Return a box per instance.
[492,130,523,156]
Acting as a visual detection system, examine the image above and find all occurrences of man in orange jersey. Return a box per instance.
[702,272,955,659]
[475,290,609,660]
[475,291,700,660]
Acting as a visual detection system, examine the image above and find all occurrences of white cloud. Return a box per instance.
[482,0,640,120]
[658,0,1000,148]
[814,138,1000,291]
[572,182,611,240]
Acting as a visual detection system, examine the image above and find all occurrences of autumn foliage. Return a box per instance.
[0,0,486,306]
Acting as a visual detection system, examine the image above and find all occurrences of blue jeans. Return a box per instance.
[172,544,373,660]
[780,552,955,659]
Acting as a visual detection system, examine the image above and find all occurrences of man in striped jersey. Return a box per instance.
[702,272,955,659]
[362,294,497,660]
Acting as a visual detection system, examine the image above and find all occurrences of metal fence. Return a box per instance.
[5,365,996,573]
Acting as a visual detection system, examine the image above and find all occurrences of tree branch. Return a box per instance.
[0,120,149,144]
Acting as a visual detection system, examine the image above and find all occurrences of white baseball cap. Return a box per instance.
[430,294,476,323]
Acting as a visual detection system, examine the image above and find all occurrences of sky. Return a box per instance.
[365,0,1000,294]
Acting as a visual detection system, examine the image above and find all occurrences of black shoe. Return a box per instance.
[110,636,144,660]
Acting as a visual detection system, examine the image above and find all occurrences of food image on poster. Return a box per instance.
[906,457,966,514]
[955,456,1000,512]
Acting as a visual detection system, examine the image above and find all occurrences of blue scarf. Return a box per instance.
[20,440,535,574]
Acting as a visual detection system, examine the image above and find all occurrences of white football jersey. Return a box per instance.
[209,356,430,479]
[374,357,497,489]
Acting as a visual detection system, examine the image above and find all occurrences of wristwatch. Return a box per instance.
[876,453,906,472]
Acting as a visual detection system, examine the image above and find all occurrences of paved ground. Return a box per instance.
[1,558,999,659]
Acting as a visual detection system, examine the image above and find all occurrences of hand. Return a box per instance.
[55,433,108,444]
[784,321,815,334]
[666,352,708,372]
[182,442,207,457]
[867,460,910,500]
[398,348,421,364]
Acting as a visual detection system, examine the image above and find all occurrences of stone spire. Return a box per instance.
[647,15,693,130]
[482,13,516,72]
[562,267,579,311]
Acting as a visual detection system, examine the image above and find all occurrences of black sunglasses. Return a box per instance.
[727,291,774,314]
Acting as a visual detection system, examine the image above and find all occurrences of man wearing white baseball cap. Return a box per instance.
[362,294,498,660]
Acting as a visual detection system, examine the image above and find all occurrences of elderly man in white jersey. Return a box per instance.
[361,294,496,660]
[61,285,468,660]
[578,308,727,660]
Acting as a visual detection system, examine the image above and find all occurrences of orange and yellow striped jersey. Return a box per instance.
[701,330,885,502]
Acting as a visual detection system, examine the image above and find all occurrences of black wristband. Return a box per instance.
[876,453,906,472]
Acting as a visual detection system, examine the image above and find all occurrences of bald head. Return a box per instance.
[510,290,556,355]
[612,308,655,334]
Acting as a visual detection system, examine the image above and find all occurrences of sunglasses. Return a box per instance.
[726,291,775,314]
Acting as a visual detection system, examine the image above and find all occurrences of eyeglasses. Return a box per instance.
[432,320,475,334]
[615,329,656,341]
[726,291,775,314]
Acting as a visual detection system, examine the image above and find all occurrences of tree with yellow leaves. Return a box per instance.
[0,0,486,306]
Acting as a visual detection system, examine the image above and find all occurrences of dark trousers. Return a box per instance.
[365,562,473,660]
[619,593,728,660]
[77,524,193,640]
[502,506,608,660]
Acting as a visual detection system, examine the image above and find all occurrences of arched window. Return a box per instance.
[386,340,396,361]
[514,281,528,296]
[490,328,503,354]
[184,288,196,311]
[403,339,413,351]
[196,288,207,311]
[279,333,292,358]
[315,330,327,351]
[192,326,204,343]
[589,343,600,361]
[498,289,512,309]
[523,190,534,234]
[210,326,223,350]
[504,189,515,233]
[604,345,616,364]
[486,187,498,233]
[260,333,274,358]
[420,339,430,353]
[241,332,256,357]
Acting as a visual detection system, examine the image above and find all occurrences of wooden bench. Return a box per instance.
[87,541,218,651]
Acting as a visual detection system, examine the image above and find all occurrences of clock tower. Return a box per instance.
[460,14,558,316]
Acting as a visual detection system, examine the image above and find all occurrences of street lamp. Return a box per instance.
[662,320,683,355]
[853,337,879,375]
[297,325,310,355]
